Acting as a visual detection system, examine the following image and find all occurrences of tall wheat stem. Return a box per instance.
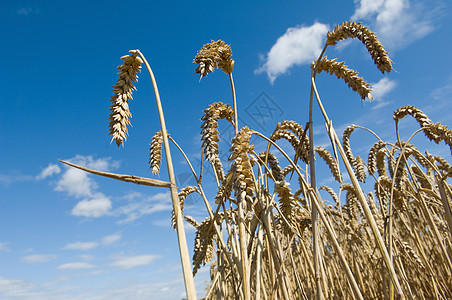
[136,51,197,300]
[309,43,328,300]
[311,78,405,299]
[228,72,250,300]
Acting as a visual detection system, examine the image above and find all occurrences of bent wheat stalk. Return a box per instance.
[136,50,197,300]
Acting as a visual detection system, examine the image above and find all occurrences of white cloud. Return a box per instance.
[55,155,118,198]
[55,167,95,198]
[256,22,329,83]
[36,164,61,180]
[0,174,34,187]
[115,192,172,224]
[16,7,40,16]
[22,254,56,263]
[110,255,160,269]
[57,262,94,270]
[71,193,112,218]
[0,242,10,252]
[102,233,122,245]
[352,0,437,49]
[370,77,397,109]
[63,233,122,251]
[79,254,94,261]
[0,276,33,294]
[64,241,99,251]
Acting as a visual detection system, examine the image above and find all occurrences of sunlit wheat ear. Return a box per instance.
[184,215,200,228]
[108,50,143,147]
[424,122,452,152]
[172,186,199,229]
[320,185,339,206]
[228,126,255,202]
[397,240,425,269]
[275,120,310,164]
[312,57,373,100]
[411,165,432,189]
[201,102,234,162]
[343,125,356,165]
[192,217,217,276]
[149,131,164,174]
[193,39,234,78]
[326,21,393,74]
[353,155,366,183]
[432,155,452,176]
[315,146,342,183]
[258,152,284,181]
[368,141,386,175]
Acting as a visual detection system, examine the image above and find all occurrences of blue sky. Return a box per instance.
[1,0,451,299]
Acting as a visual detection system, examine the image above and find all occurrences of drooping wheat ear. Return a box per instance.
[258,152,284,182]
[193,39,234,77]
[433,155,452,176]
[326,21,393,74]
[368,141,386,175]
[108,50,143,147]
[228,126,255,202]
[312,57,373,100]
[397,240,425,269]
[315,146,342,183]
[275,120,310,164]
[392,105,448,145]
[275,180,297,231]
[282,164,296,177]
[411,165,431,189]
[149,131,164,174]
[340,183,360,221]
[201,102,234,162]
[343,125,356,164]
[353,155,366,183]
[320,185,339,206]
[423,122,452,153]
[192,217,216,276]
[376,148,388,177]
[172,186,199,229]
[184,215,200,228]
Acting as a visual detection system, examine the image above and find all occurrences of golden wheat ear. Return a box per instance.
[326,21,393,74]
[312,57,373,100]
[108,50,143,147]
[193,39,234,77]
[149,131,164,174]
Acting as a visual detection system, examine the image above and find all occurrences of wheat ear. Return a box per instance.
[326,21,393,74]
[108,50,143,147]
[172,186,199,229]
[315,146,342,183]
[149,131,164,174]
[193,39,234,78]
[313,57,373,100]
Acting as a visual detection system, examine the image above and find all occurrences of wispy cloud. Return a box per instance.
[115,192,172,224]
[370,77,397,109]
[57,262,95,270]
[352,0,438,50]
[54,155,119,218]
[110,254,161,269]
[63,233,122,251]
[256,22,329,83]
[16,7,40,16]
[0,242,10,252]
[36,164,61,180]
[0,174,34,187]
[22,254,57,263]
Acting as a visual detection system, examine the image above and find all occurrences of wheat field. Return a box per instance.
[64,21,452,300]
